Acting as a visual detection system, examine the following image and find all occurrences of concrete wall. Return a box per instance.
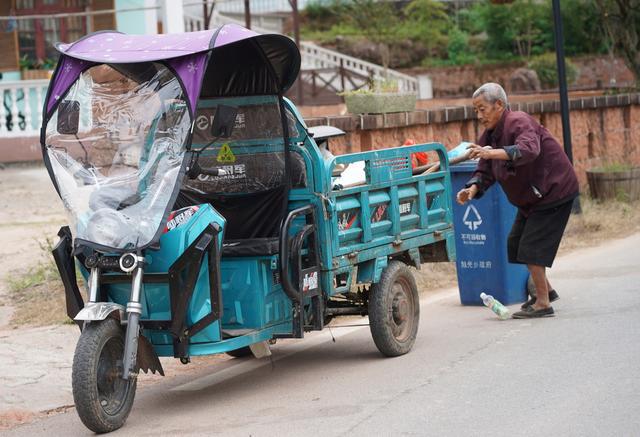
[305,93,640,188]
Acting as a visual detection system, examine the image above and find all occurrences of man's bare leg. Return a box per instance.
[528,264,550,309]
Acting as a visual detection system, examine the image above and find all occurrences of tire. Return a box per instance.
[226,346,253,358]
[368,261,420,357]
[72,318,137,433]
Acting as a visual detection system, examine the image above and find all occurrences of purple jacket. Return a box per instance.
[466,110,579,215]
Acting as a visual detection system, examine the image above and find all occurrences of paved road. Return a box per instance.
[8,234,640,436]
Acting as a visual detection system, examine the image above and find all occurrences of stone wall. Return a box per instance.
[304,93,640,188]
[404,56,635,98]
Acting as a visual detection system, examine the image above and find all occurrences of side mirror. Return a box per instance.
[57,100,80,135]
[211,105,238,138]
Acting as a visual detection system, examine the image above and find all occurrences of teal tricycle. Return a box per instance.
[41,24,455,433]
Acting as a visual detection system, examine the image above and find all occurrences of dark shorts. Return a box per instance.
[507,200,573,268]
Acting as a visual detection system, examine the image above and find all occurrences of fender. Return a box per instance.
[74,302,125,322]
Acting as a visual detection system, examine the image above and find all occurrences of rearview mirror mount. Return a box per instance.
[57,100,80,135]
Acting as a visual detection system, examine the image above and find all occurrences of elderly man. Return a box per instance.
[456,83,579,319]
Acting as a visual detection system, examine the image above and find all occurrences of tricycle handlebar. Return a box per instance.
[279,205,315,303]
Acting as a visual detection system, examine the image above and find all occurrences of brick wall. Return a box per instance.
[304,93,640,188]
[3,93,639,191]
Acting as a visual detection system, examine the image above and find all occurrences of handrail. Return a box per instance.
[300,42,418,83]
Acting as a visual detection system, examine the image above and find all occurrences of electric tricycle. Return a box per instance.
[41,24,455,433]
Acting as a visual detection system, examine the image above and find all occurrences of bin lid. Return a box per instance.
[449,160,479,173]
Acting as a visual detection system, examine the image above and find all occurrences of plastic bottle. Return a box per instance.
[480,292,510,320]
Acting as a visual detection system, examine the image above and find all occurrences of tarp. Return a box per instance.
[45,24,300,115]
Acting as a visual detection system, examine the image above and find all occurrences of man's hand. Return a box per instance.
[466,143,494,160]
[466,143,510,160]
[456,185,478,205]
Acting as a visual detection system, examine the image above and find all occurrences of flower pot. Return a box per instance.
[586,167,640,202]
[20,69,51,80]
[343,92,417,114]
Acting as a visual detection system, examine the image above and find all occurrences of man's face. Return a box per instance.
[472,96,505,130]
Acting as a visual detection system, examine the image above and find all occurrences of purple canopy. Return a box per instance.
[45,24,300,115]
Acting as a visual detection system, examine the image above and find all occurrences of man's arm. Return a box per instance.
[464,158,495,200]
[502,115,541,166]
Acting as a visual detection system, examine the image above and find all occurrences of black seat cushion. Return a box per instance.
[174,186,285,240]
[222,238,279,257]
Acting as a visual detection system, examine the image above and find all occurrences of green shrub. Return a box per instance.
[447,27,475,65]
[528,53,578,88]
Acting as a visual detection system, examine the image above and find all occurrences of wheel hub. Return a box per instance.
[392,296,409,323]
[388,279,415,341]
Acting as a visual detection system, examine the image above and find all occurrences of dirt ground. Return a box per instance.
[0,166,67,328]
[0,164,639,430]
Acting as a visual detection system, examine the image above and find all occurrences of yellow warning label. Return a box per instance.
[216,143,235,163]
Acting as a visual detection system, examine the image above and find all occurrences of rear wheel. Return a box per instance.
[72,318,137,433]
[368,261,419,357]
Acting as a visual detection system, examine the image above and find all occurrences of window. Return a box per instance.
[13,0,115,67]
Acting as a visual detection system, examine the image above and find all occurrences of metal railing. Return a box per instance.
[184,12,208,32]
[0,79,49,137]
[300,42,418,93]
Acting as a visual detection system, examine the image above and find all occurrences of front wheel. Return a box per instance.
[368,261,420,357]
[72,318,137,433]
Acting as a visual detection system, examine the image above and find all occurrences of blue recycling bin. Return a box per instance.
[450,161,529,305]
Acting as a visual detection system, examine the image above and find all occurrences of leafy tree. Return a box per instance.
[337,0,403,72]
[554,0,608,55]
[402,0,450,56]
[476,0,547,60]
[594,0,640,87]
[447,27,475,65]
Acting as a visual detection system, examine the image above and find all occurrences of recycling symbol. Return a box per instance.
[216,143,235,163]
[463,205,482,230]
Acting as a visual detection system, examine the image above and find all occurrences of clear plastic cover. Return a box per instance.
[45,63,190,251]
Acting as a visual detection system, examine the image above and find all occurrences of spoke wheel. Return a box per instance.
[369,261,419,357]
[72,318,137,433]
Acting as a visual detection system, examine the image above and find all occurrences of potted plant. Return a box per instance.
[586,162,640,202]
[20,56,55,80]
[340,79,417,115]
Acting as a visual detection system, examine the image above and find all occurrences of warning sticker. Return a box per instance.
[216,143,236,163]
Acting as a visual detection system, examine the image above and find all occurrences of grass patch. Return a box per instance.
[4,258,73,327]
[590,162,636,173]
[560,198,640,253]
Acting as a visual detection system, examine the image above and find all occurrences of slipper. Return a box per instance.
[521,289,559,309]
[512,306,555,319]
